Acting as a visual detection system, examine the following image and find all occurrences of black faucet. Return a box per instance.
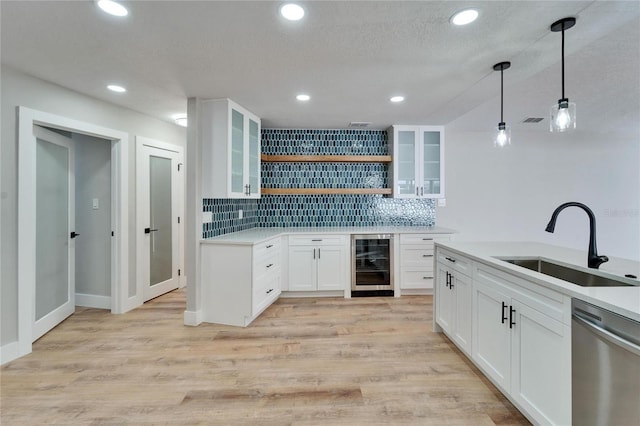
[545,202,609,269]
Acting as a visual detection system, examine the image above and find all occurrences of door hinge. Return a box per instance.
[178,269,181,276]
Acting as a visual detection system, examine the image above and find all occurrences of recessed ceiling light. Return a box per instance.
[280,3,305,21]
[450,9,478,26]
[97,0,128,17]
[107,84,126,93]
[390,96,405,103]
[296,94,310,101]
[173,114,188,127]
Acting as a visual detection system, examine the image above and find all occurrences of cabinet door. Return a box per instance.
[316,245,345,291]
[247,117,260,198]
[229,108,246,197]
[394,127,420,198]
[435,263,454,333]
[288,246,316,291]
[473,281,511,390]
[452,272,472,354]
[421,128,443,197]
[510,300,571,426]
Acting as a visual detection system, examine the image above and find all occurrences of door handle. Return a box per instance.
[313,248,316,259]
[445,272,450,288]
[144,227,158,234]
[318,248,320,259]
[420,187,424,196]
[501,302,508,324]
[70,231,80,239]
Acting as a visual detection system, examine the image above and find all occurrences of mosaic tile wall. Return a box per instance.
[202,198,259,238]
[258,195,435,227]
[203,129,436,237]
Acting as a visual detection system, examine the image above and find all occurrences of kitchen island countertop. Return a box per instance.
[435,241,640,322]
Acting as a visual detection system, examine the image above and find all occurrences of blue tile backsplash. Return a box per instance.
[203,129,436,237]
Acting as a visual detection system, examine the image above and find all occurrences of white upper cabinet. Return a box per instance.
[389,125,444,199]
[200,99,261,199]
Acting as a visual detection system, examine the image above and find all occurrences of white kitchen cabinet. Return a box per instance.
[472,265,571,426]
[200,237,281,326]
[399,234,450,291]
[389,125,444,199]
[288,235,348,292]
[200,98,261,199]
[434,249,472,355]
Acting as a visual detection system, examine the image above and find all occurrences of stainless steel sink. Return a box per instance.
[495,257,638,287]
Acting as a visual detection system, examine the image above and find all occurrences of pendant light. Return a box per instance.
[550,17,577,132]
[493,61,511,147]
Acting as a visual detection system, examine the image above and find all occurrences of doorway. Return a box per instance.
[136,137,184,302]
[17,107,130,359]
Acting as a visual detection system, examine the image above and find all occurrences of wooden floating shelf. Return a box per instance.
[261,188,393,195]
[261,155,392,163]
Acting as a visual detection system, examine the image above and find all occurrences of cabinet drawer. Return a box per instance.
[401,246,435,267]
[400,234,439,245]
[254,252,280,280]
[253,273,280,315]
[289,235,346,246]
[253,237,281,259]
[400,269,434,289]
[437,249,472,276]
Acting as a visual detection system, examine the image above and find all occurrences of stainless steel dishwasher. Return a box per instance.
[572,298,640,426]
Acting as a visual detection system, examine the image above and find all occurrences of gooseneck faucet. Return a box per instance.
[545,202,609,269]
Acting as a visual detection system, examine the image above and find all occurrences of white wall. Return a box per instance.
[1,66,186,347]
[73,133,112,299]
[437,129,640,261]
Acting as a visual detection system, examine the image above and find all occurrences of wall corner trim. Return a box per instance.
[183,310,202,326]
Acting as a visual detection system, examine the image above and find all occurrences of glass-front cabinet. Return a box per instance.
[389,125,444,199]
[201,98,261,199]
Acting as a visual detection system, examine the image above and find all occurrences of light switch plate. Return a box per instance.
[202,211,213,223]
[437,198,446,207]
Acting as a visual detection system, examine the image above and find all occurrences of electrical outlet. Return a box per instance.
[92,198,99,209]
[202,211,213,223]
[239,209,243,219]
[438,198,446,207]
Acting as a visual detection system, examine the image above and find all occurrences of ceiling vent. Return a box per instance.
[349,122,372,128]
[522,117,545,123]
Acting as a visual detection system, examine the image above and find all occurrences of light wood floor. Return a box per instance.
[1,290,530,425]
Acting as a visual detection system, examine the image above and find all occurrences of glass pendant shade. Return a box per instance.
[494,122,511,147]
[550,98,576,132]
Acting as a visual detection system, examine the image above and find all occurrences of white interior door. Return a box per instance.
[139,144,181,301]
[33,126,75,341]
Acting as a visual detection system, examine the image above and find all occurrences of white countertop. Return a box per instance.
[436,241,640,321]
[202,226,456,245]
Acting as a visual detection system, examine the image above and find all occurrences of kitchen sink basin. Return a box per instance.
[495,257,638,288]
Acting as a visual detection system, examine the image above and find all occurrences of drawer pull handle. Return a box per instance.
[266,244,273,249]
[445,257,456,263]
[266,264,274,268]
[266,288,274,294]
[422,276,431,280]
[422,238,433,241]
[312,239,323,242]
[422,254,433,258]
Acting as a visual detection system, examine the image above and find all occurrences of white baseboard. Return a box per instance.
[399,288,433,296]
[75,293,111,309]
[1,341,20,365]
[183,310,202,326]
[280,290,344,298]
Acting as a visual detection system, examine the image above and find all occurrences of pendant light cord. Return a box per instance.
[561,28,565,99]
[500,68,504,122]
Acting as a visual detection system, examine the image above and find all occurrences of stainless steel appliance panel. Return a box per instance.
[572,298,640,426]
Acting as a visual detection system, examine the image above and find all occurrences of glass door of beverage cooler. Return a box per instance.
[351,235,394,292]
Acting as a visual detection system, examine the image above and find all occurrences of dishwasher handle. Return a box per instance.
[573,314,640,356]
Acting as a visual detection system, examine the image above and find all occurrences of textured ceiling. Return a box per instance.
[1,1,639,134]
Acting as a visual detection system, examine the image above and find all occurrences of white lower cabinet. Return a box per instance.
[435,250,472,354]
[288,235,348,292]
[399,234,446,291]
[472,265,571,426]
[200,237,281,326]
